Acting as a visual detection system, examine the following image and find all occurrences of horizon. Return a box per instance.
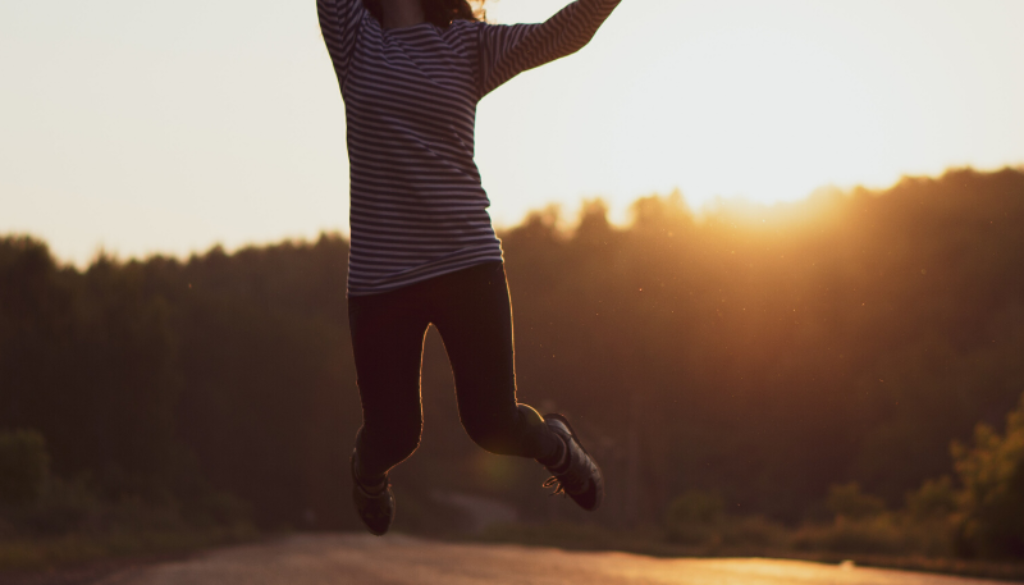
[2,0,1024,266]
[11,164,1018,268]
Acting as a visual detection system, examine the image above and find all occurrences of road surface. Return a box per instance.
[108,534,1019,585]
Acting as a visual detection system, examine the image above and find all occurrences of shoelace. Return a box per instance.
[542,475,568,496]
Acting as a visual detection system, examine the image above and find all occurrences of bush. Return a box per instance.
[663,492,786,548]
[665,490,727,545]
[792,481,959,557]
[791,512,958,558]
[0,430,50,505]
[901,518,957,557]
[719,516,787,548]
[826,483,886,520]
[3,477,101,536]
[791,515,905,555]
[666,490,725,526]
[906,476,959,521]
[951,393,1024,559]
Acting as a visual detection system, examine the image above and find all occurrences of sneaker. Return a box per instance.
[542,413,605,511]
[351,451,395,536]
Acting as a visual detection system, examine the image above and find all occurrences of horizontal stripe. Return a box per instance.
[318,0,619,295]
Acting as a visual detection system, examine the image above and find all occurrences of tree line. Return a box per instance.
[1,167,1022,557]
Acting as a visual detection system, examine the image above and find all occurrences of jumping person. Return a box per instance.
[317,0,619,535]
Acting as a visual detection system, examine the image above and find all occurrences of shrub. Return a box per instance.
[0,430,50,505]
[906,476,959,521]
[951,393,1024,558]
[666,490,725,526]
[791,515,905,555]
[900,517,957,557]
[665,490,727,546]
[719,515,787,548]
[3,477,101,536]
[826,483,885,520]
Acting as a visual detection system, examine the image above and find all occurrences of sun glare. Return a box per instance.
[479,0,942,225]
[612,26,889,210]
[3,0,1024,262]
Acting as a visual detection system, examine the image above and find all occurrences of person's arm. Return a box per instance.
[476,0,621,97]
[318,0,368,83]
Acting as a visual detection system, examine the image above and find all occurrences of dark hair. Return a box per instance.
[363,0,484,28]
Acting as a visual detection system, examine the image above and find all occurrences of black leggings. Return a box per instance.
[348,261,560,479]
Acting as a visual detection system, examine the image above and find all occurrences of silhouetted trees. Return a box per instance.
[1,167,1022,557]
[951,393,1024,558]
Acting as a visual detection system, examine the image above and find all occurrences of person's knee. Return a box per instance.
[517,403,546,427]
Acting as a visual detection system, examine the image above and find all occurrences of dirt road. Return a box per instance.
[107,534,1018,585]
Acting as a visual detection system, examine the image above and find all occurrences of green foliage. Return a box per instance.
[905,476,959,521]
[667,490,726,526]
[792,515,906,555]
[0,430,50,505]
[717,516,787,548]
[665,490,727,545]
[951,393,1024,558]
[827,483,886,520]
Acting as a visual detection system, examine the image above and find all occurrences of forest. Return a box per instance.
[1,167,1023,562]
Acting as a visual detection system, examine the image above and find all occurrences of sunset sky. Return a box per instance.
[2,0,1023,265]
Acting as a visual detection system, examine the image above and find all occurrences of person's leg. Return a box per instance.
[427,262,563,464]
[348,286,431,483]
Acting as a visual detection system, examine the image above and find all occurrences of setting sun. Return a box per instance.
[479,0,1024,218]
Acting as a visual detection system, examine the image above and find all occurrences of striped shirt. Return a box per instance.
[317,0,621,296]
